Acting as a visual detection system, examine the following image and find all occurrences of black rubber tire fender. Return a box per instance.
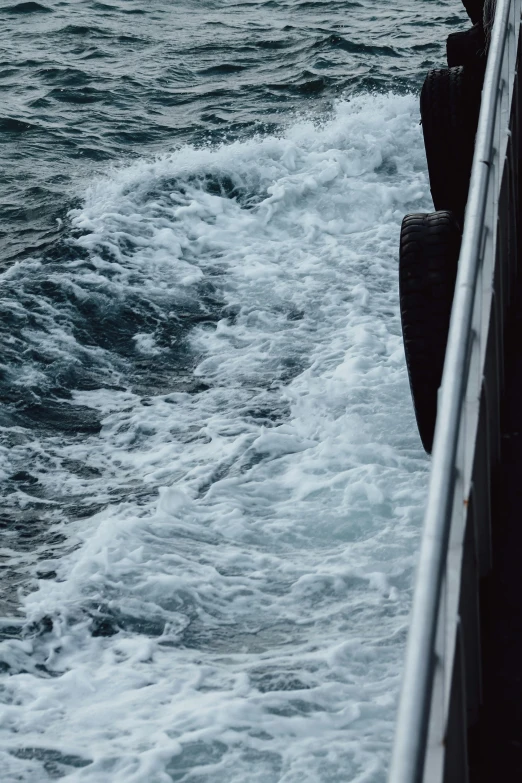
[461,0,484,24]
[483,0,496,43]
[399,211,462,453]
[420,64,484,226]
[446,24,486,67]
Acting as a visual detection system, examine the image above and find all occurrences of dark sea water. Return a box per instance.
[1,0,465,263]
[1,2,467,781]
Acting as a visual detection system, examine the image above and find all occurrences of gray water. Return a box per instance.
[1,0,464,262]
[0,2,467,781]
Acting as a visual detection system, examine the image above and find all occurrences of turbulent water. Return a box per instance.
[0,1,468,781]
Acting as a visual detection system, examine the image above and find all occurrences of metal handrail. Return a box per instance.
[388,1,520,780]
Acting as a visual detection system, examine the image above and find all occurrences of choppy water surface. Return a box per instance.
[1,1,467,781]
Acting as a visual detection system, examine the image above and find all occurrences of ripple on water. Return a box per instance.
[0,1,468,780]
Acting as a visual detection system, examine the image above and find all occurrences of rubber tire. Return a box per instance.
[399,211,461,454]
[420,65,484,226]
[462,0,484,24]
[446,24,486,67]
[483,0,496,40]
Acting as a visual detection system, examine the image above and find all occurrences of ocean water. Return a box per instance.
[0,1,467,781]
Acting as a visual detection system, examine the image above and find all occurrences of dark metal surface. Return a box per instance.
[468,193,522,780]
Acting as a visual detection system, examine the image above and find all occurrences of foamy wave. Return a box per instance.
[0,94,429,782]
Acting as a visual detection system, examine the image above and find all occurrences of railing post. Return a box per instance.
[443,621,469,783]
[458,504,482,726]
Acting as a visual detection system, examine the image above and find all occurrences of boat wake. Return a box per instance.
[1,93,429,783]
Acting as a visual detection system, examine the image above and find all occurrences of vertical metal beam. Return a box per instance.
[459,504,482,726]
[443,622,469,783]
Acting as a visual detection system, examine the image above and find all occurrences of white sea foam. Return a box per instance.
[0,94,430,782]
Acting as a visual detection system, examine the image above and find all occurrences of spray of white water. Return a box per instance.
[0,94,430,783]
